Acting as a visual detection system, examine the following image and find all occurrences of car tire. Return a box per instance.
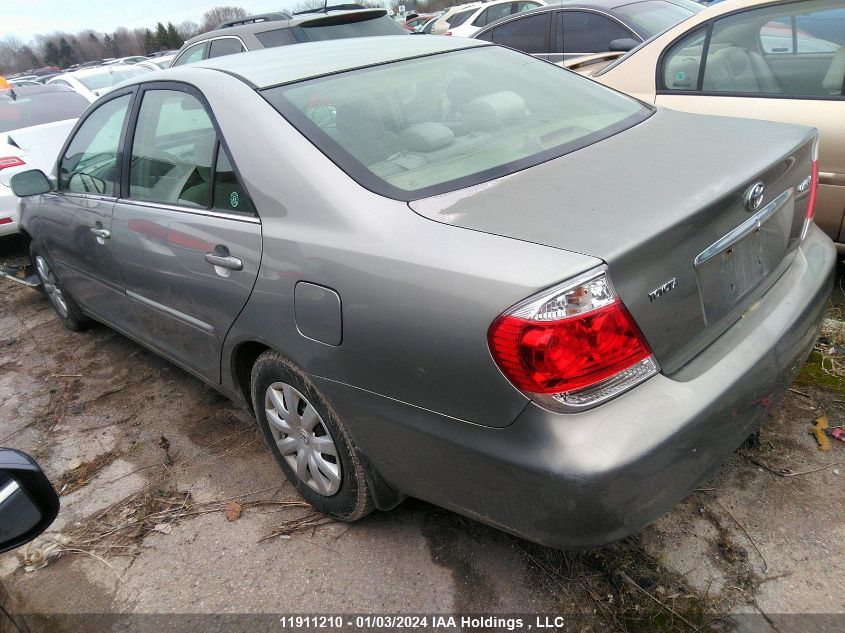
[250,351,373,522]
[30,243,89,332]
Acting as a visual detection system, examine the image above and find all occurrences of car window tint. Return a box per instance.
[613,0,699,38]
[562,11,633,53]
[255,27,298,47]
[213,148,255,214]
[448,9,477,29]
[492,13,551,54]
[172,43,205,66]
[208,38,245,59]
[761,18,794,54]
[129,90,217,208]
[296,15,407,41]
[59,94,130,196]
[660,27,706,90]
[474,4,513,27]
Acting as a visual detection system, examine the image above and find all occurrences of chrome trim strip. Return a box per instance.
[125,289,215,334]
[54,192,118,203]
[694,189,791,267]
[0,480,20,505]
[116,198,260,224]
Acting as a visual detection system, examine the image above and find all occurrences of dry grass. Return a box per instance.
[816,306,845,378]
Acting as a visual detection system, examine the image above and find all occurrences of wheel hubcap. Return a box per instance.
[35,256,68,319]
[265,382,341,496]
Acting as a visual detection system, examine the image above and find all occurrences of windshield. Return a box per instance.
[614,0,700,36]
[263,46,650,200]
[0,90,88,133]
[77,67,148,91]
[296,14,408,41]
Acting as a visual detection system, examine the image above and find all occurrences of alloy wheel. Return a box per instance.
[264,382,342,496]
[35,256,69,320]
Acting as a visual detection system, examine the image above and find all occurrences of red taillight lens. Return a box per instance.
[0,217,11,225]
[488,268,658,411]
[490,303,652,393]
[0,156,25,171]
[445,31,453,35]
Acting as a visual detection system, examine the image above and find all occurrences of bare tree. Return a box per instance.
[199,6,248,33]
[177,20,201,41]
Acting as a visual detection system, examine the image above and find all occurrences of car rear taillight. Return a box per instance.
[801,138,820,241]
[0,156,25,171]
[445,31,453,35]
[488,267,659,412]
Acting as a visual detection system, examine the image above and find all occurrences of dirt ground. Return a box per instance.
[0,233,843,633]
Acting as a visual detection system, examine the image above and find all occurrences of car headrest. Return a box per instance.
[398,122,454,153]
[462,91,526,132]
[823,47,845,93]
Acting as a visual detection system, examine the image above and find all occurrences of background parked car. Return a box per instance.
[171,9,407,67]
[0,85,88,236]
[46,65,152,102]
[433,0,546,36]
[573,0,845,244]
[403,13,436,30]
[135,54,177,72]
[473,0,702,61]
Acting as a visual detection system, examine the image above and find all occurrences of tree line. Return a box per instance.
[0,5,248,74]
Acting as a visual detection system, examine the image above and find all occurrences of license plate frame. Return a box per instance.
[695,190,793,326]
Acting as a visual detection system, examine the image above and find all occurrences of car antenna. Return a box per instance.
[8,86,16,101]
[323,0,328,13]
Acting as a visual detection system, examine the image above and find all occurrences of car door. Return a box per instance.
[551,10,640,63]
[109,83,261,383]
[655,0,845,241]
[39,89,135,324]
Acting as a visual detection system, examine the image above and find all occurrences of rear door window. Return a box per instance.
[208,38,245,58]
[489,13,551,54]
[561,11,634,54]
[255,28,299,47]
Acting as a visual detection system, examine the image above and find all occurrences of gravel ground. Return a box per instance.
[0,234,843,633]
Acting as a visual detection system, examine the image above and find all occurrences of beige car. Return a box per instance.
[568,0,845,245]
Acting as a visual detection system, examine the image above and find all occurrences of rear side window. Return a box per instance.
[0,90,88,133]
[561,11,633,54]
[129,90,217,207]
[214,149,255,213]
[473,4,514,27]
[172,43,205,67]
[296,14,407,41]
[489,13,551,54]
[208,38,245,58]
[255,27,299,47]
[59,94,131,196]
[660,27,706,90]
[263,46,649,200]
[448,9,477,29]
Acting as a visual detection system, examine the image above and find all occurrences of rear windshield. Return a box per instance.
[77,67,148,91]
[0,90,88,133]
[614,0,700,36]
[262,45,650,200]
[295,14,407,41]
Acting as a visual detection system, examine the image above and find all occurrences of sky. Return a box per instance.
[3,0,342,43]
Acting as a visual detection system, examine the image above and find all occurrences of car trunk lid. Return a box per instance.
[408,109,817,374]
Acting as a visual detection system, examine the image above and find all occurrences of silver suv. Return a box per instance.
[171,9,408,66]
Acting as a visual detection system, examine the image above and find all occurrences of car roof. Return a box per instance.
[190,34,487,88]
[182,8,391,48]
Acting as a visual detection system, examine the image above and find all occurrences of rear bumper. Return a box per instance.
[315,225,836,549]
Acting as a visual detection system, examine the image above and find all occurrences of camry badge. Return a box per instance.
[745,182,765,211]
[648,278,677,302]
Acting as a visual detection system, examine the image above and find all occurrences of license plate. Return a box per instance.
[695,190,793,326]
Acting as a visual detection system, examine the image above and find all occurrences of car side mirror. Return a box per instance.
[0,449,59,555]
[10,170,52,197]
[609,38,639,52]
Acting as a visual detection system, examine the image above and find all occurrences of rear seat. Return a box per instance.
[702,46,781,93]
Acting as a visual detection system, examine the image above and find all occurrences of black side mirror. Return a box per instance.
[0,449,59,555]
[10,169,52,197]
[609,38,639,52]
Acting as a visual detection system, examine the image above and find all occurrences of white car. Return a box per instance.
[0,85,89,236]
[47,65,151,103]
[432,0,546,36]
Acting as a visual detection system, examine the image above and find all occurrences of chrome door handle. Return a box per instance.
[90,227,110,239]
[204,253,243,271]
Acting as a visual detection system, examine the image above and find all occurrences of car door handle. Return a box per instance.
[90,227,110,239]
[204,253,243,271]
